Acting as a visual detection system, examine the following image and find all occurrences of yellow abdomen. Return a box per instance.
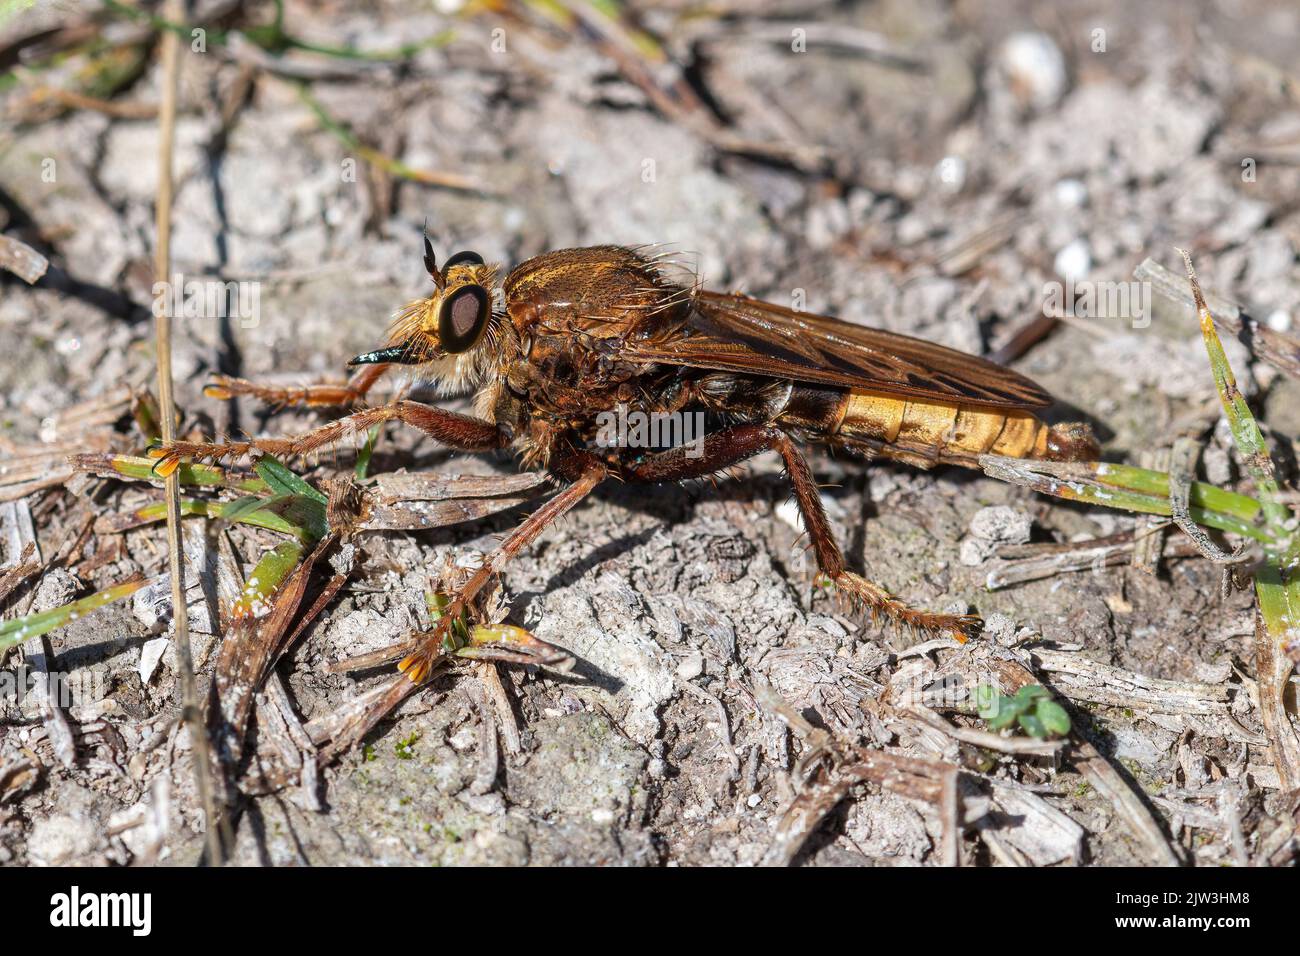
[837,390,1050,467]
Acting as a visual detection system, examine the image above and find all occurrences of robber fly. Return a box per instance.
[153,241,1098,682]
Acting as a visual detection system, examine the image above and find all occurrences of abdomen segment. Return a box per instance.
[775,385,1095,468]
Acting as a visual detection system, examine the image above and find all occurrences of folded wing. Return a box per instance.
[625,290,1051,410]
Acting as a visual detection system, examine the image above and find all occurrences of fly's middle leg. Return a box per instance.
[399,456,608,683]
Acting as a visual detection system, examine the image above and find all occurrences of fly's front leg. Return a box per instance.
[399,456,608,682]
[149,400,506,475]
[204,362,392,410]
[621,424,980,643]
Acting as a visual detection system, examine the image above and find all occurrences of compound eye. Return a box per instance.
[443,250,485,270]
[437,284,490,353]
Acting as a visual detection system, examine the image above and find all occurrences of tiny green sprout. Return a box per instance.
[395,731,420,760]
[812,572,840,594]
[362,744,377,763]
[426,591,470,652]
[976,684,1071,739]
[355,424,381,480]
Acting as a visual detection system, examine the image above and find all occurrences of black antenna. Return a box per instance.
[422,221,444,290]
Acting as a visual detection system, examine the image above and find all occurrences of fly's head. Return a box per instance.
[349,233,504,393]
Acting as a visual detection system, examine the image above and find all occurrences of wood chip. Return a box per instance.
[0,235,48,284]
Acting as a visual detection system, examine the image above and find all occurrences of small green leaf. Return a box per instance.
[1018,712,1047,739]
[255,456,327,504]
[1013,684,1050,704]
[426,591,450,619]
[1036,699,1072,737]
[974,683,1000,718]
[277,497,328,543]
[394,731,420,760]
[220,493,287,524]
[986,697,1021,730]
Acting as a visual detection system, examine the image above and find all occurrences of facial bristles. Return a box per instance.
[387,297,437,351]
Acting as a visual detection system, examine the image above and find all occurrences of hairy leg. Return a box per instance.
[149,399,505,475]
[204,362,392,410]
[399,455,608,682]
[769,431,982,642]
[621,423,981,642]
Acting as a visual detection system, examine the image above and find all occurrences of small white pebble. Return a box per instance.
[775,499,802,532]
[969,505,1033,544]
[1265,309,1292,332]
[960,538,993,567]
[1053,178,1087,208]
[675,651,704,680]
[998,31,1068,110]
[1054,239,1091,282]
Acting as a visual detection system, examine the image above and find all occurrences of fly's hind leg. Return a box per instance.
[772,431,981,643]
[620,423,980,643]
[149,400,505,475]
[204,362,392,410]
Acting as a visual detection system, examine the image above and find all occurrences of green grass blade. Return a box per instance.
[1180,251,1298,653]
[69,453,269,492]
[231,541,305,620]
[123,498,314,539]
[1093,463,1263,520]
[0,577,147,653]
[1179,249,1286,520]
[980,457,1273,543]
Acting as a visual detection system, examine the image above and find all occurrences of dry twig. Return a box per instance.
[151,0,225,864]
